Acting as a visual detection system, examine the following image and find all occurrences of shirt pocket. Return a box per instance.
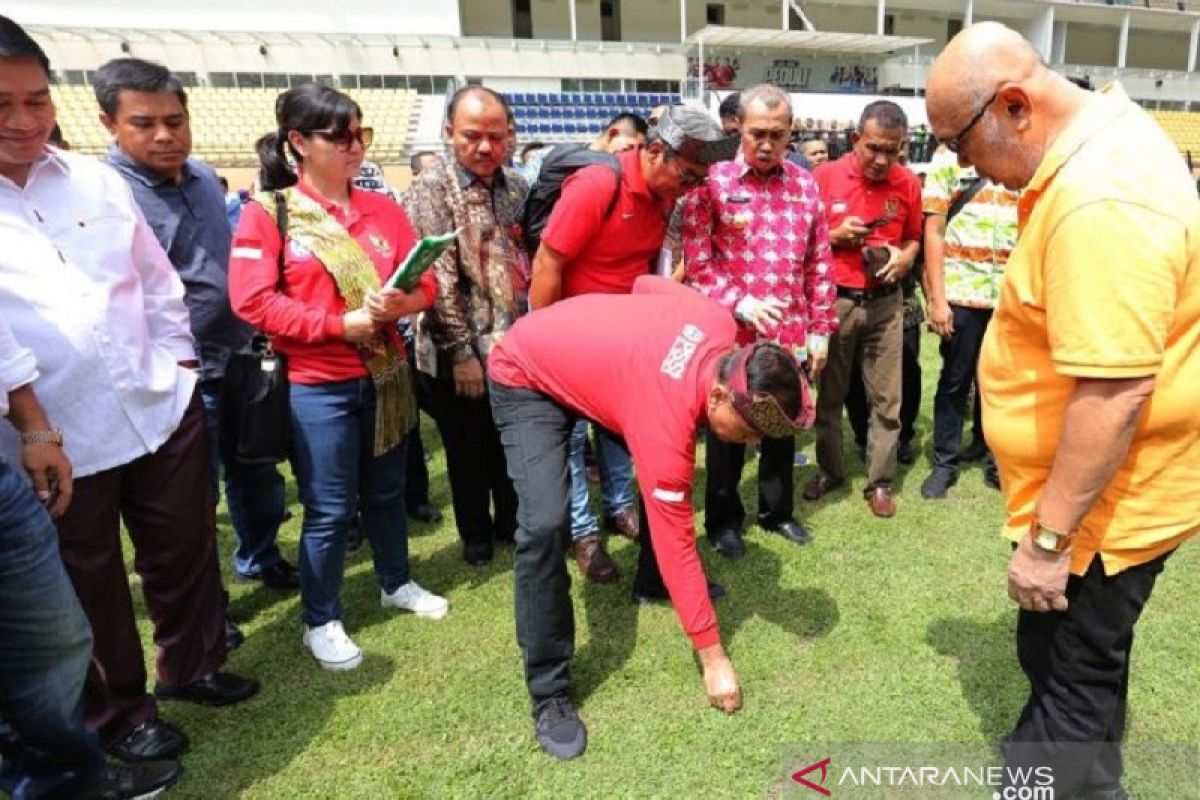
[56,214,136,277]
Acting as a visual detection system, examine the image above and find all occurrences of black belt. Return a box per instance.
[837,283,900,303]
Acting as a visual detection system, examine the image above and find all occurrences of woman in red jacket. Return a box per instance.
[230,85,447,672]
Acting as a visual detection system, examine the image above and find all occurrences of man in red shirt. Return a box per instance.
[488,275,806,760]
[804,101,922,518]
[528,106,736,583]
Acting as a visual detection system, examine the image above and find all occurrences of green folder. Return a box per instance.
[385,228,461,290]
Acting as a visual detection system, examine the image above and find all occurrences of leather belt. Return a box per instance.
[836,283,900,303]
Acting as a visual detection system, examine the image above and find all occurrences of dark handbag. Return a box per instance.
[219,193,291,464]
[220,334,290,464]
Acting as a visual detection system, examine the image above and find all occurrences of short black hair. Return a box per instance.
[92,58,188,118]
[717,344,802,419]
[0,15,51,75]
[604,112,649,136]
[446,85,511,125]
[409,149,438,173]
[859,100,908,133]
[718,91,742,120]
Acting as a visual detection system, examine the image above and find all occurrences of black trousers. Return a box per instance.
[490,381,663,701]
[931,306,992,471]
[1004,550,1173,796]
[703,428,794,536]
[429,372,518,548]
[846,321,921,449]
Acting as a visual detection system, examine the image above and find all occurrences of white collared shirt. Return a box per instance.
[0,148,196,477]
[0,314,39,418]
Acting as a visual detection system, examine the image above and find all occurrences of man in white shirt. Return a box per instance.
[0,315,181,799]
[0,16,258,765]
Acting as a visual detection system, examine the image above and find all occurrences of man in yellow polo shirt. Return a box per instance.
[927,23,1200,799]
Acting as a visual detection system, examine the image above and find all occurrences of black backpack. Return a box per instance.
[520,143,622,257]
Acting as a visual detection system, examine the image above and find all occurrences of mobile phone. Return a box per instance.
[862,216,890,230]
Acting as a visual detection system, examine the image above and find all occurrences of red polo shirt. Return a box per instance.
[541,147,671,298]
[229,182,434,384]
[489,276,737,650]
[813,153,922,289]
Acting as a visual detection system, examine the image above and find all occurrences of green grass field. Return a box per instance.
[131,331,1200,798]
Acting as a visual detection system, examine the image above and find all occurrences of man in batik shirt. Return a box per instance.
[404,86,527,566]
[682,84,837,558]
[919,154,1019,499]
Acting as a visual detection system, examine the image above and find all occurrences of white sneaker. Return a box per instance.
[381,580,449,619]
[303,620,363,671]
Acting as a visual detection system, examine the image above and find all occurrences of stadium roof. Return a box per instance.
[685,26,934,56]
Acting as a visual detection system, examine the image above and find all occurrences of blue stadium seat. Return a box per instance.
[551,123,565,135]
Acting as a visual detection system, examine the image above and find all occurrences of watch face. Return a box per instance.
[1034,530,1062,552]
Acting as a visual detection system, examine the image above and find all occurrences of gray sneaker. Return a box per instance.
[532,694,587,760]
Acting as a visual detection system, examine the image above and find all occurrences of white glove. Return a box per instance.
[733,295,787,335]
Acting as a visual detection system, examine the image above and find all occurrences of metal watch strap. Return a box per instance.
[20,428,63,446]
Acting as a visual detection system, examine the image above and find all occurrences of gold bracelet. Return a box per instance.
[20,429,63,446]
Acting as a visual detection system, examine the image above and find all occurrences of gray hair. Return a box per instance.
[738,84,792,122]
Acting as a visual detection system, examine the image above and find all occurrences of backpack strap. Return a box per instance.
[601,160,623,221]
[946,177,985,227]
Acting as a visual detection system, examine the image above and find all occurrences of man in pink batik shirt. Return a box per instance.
[682,84,837,558]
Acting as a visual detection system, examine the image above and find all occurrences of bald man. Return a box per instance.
[928,23,1200,799]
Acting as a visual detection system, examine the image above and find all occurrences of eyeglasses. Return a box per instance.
[942,91,998,154]
[668,154,707,188]
[309,126,374,151]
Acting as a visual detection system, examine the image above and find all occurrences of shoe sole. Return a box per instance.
[382,601,450,620]
[153,687,259,707]
[307,649,364,671]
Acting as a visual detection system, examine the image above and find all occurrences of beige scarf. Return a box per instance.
[258,187,416,456]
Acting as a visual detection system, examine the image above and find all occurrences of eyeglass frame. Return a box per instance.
[941,91,998,154]
[666,149,707,188]
[307,126,374,151]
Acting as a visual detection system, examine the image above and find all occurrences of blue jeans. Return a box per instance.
[289,378,411,627]
[199,378,287,577]
[0,462,105,799]
[567,420,634,540]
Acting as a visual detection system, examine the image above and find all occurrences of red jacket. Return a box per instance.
[229,183,434,384]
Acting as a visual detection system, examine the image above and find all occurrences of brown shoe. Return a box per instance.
[603,507,640,541]
[802,472,845,501]
[572,533,620,583]
[866,487,896,518]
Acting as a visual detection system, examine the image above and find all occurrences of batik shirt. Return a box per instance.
[681,151,837,348]
[922,155,1020,309]
[404,161,528,372]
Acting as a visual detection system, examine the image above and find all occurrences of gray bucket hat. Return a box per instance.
[655,105,740,165]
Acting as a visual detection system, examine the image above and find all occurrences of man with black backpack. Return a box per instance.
[527,105,737,584]
[919,155,1019,499]
[519,112,648,581]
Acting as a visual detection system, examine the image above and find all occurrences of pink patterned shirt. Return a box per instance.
[681,152,837,348]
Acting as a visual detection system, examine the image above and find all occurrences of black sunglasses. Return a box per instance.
[308,126,374,151]
[942,91,998,154]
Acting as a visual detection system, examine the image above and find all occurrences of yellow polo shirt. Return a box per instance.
[979,83,1200,576]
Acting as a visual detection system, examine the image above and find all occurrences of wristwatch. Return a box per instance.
[1031,520,1074,553]
[20,428,64,447]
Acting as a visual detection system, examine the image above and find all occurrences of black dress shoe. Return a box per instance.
[920,468,958,499]
[224,617,244,652]
[763,518,812,545]
[408,502,443,524]
[102,758,183,798]
[634,580,726,604]
[960,437,989,462]
[897,439,917,465]
[707,528,746,559]
[154,671,260,707]
[238,559,299,590]
[107,718,189,763]
[463,541,494,566]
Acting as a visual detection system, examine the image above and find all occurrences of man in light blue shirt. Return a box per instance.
[96,57,294,589]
